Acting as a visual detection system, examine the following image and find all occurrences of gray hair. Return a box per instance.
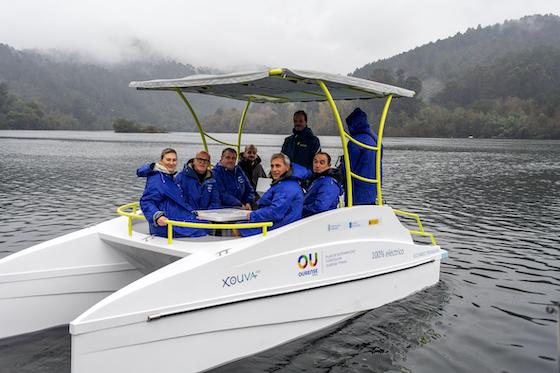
[271,152,290,167]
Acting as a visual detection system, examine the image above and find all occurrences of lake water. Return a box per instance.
[0,130,558,373]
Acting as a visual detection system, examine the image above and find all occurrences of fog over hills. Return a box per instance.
[1,14,559,138]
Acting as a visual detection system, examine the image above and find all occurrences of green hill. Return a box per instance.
[1,14,560,138]
[349,14,560,139]
[0,44,238,131]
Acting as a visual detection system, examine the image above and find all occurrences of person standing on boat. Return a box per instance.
[212,148,255,210]
[238,144,267,192]
[340,107,383,205]
[281,110,321,170]
[137,148,207,238]
[240,153,310,237]
[303,152,343,218]
[175,150,221,211]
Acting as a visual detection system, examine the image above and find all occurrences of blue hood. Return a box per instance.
[136,163,156,177]
[290,163,312,180]
[271,162,311,186]
[346,108,373,136]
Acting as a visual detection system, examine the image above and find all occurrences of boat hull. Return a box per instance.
[71,259,440,373]
[0,226,143,339]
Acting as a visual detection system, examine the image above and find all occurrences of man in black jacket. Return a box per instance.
[281,110,321,170]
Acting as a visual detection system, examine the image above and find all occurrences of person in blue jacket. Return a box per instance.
[175,150,221,211]
[303,152,343,218]
[240,153,310,237]
[281,110,321,170]
[212,148,254,210]
[137,148,207,238]
[340,107,383,205]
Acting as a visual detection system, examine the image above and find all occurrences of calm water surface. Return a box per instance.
[0,131,558,373]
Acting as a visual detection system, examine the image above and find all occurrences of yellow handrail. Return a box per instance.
[166,220,272,245]
[393,209,437,245]
[350,171,379,184]
[116,202,272,244]
[344,131,380,151]
[116,202,146,236]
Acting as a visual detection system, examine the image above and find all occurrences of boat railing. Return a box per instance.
[116,202,273,245]
[393,209,437,245]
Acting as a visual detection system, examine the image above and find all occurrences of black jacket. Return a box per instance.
[281,127,321,169]
[238,153,267,190]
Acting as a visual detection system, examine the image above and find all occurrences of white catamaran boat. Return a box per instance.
[0,68,447,372]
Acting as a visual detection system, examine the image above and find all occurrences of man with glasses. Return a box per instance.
[212,148,255,210]
[176,150,220,211]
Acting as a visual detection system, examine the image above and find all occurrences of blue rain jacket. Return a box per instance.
[340,108,383,205]
[281,126,321,169]
[240,163,310,237]
[176,161,221,211]
[303,168,344,218]
[212,163,255,207]
[137,163,207,238]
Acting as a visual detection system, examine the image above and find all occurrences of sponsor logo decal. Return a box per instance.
[328,218,380,232]
[328,223,342,231]
[222,270,260,287]
[297,252,319,277]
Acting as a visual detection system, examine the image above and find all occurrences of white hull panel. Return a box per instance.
[0,227,143,339]
[72,260,440,373]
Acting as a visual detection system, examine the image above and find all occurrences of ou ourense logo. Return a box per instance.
[297,252,318,269]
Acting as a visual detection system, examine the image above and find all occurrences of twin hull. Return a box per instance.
[0,206,443,372]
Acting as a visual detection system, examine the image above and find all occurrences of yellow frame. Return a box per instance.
[121,70,435,246]
[393,209,437,245]
[117,202,272,245]
[176,89,252,160]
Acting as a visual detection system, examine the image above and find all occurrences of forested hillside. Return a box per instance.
[352,14,560,95]
[203,14,560,139]
[350,14,560,138]
[0,44,238,131]
[1,14,559,138]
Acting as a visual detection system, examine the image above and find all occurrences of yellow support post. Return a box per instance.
[168,223,173,245]
[317,80,353,207]
[128,217,133,236]
[237,98,252,159]
[376,95,392,206]
[175,88,208,152]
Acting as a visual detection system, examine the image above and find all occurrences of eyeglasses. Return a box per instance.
[195,157,210,163]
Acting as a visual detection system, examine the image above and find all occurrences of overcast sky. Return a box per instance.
[1,0,559,74]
